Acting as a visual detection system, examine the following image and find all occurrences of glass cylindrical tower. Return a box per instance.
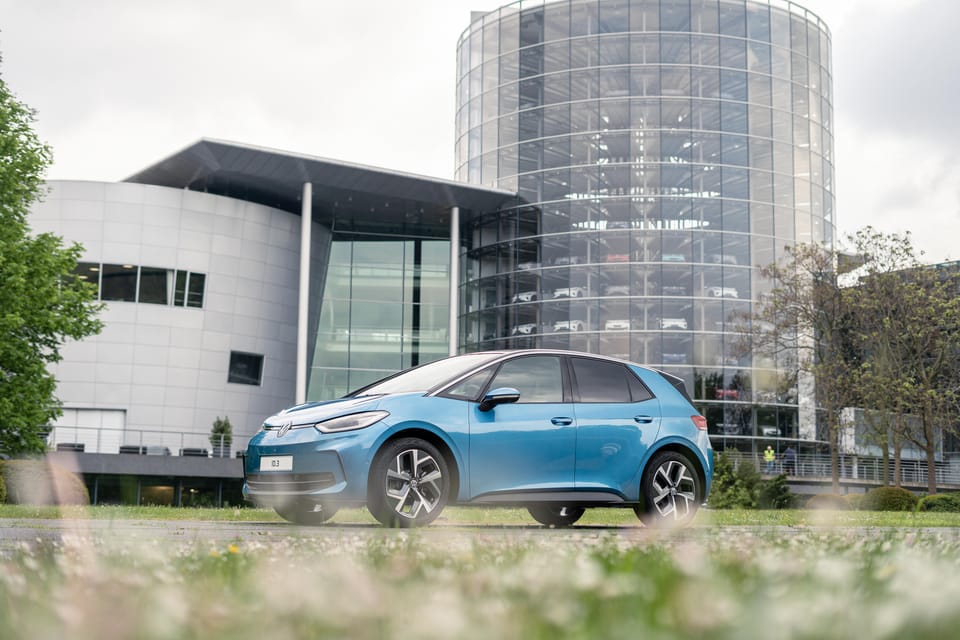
[455,0,834,451]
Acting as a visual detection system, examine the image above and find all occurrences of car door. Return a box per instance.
[468,354,576,498]
[570,357,661,497]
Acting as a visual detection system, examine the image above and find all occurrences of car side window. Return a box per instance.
[443,367,495,401]
[627,369,654,402]
[488,356,564,403]
[572,357,651,403]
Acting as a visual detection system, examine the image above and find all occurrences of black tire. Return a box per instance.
[528,504,585,528]
[274,499,339,525]
[368,437,450,528]
[635,450,701,528]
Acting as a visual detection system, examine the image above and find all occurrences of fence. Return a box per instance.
[747,452,960,488]
[48,426,251,459]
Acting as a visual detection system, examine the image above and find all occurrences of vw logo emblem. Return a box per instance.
[277,421,293,437]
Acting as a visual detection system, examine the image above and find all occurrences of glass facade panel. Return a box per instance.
[308,238,450,400]
[455,0,834,453]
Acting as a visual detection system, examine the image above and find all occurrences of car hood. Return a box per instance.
[263,395,387,428]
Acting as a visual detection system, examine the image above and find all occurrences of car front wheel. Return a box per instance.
[635,451,701,527]
[368,437,450,528]
[274,499,339,525]
[528,504,585,527]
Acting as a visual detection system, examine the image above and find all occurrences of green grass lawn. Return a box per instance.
[4,503,960,527]
[2,506,960,639]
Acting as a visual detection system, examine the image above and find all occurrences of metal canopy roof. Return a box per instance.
[125,139,518,234]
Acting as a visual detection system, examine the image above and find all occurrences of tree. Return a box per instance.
[209,416,233,457]
[745,243,858,493]
[0,68,103,455]
[844,228,921,486]
[845,228,960,494]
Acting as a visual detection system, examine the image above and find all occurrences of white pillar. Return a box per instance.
[296,182,312,404]
[448,206,460,357]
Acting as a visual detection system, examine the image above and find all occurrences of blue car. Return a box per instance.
[244,350,712,528]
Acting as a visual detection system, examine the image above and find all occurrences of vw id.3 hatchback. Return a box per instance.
[244,350,712,528]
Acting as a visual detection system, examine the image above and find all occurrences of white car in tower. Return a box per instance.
[553,319,586,332]
[604,318,633,331]
[704,286,739,298]
[552,286,587,299]
[511,290,539,303]
[659,317,689,330]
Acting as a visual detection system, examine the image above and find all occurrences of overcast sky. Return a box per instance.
[1,0,957,263]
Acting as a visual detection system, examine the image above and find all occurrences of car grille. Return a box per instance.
[246,472,336,493]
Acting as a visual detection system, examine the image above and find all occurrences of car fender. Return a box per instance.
[636,435,713,496]
[364,417,469,499]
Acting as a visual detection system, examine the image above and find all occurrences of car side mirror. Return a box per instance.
[478,387,520,412]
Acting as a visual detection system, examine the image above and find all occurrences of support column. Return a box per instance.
[296,182,312,404]
[448,206,460,357]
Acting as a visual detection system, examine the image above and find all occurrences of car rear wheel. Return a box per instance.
[527,504,585,528]
[635,451,701,527]
[368,437,450,528]
[274,499,339,525]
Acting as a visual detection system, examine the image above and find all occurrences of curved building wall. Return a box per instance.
[455,0,834,446]
[29,181,331,454]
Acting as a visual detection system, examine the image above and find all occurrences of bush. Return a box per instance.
[0,459,89,505]
[917,492,960,513]
[805,493,851,510]
[708,451,760,509]
[860,486,918,512]
[758,474,795,509]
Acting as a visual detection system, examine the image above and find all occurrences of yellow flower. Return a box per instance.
[228,544,240,555]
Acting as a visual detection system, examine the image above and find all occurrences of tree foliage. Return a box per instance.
[845,227,960,494]
[746,243,857,492]
[748,228,960,495]
[0,69,103,455]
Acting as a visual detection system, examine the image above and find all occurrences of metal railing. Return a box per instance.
[47,426,252,458]
[748,452,960,488]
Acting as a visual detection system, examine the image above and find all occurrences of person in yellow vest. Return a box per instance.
[763,445,776,474]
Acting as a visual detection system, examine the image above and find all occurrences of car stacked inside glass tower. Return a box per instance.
[455,0,835,452]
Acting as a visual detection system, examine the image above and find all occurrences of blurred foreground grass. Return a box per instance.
[2,518,960,639]
[4,503,960,527]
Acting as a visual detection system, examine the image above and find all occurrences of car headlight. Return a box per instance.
[314,410,389,433]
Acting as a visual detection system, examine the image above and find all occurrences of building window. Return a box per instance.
[100,264,138,302]
[228,351,264,386]
[138,267,171,304]
[72,262,205,308]
[174,270,206,308]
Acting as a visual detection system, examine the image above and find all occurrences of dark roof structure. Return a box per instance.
[125,139,517,234]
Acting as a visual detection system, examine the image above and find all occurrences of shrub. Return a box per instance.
[758,474,795,509]
[804,493,850,510]
[917,493,960,513]
[708,451,760,509]
[860,486,918,512]
[0,459,89,505]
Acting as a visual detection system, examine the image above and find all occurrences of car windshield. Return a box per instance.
[348,353,504,397]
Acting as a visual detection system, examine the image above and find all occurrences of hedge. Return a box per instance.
[917,493,960,513]
[0,459,89,505]
[860,486,918,512]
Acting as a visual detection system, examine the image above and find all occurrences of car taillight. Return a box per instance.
[691,415,708,430]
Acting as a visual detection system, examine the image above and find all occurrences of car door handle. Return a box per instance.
[551,417,573,426]
[634,415,654,424]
